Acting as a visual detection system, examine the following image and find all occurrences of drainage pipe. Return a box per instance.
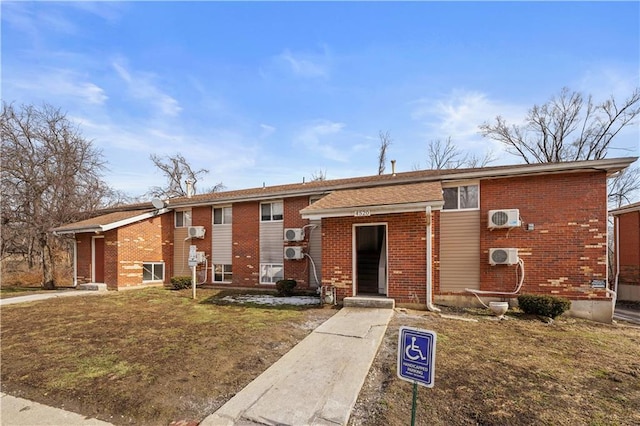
[73,236,78,287]
[609,215,619,304]
[425,206,440,312]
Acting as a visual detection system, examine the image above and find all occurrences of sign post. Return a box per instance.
[188,245,198,299]
[397,326,437,426]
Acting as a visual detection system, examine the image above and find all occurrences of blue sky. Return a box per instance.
[2,1,639,198]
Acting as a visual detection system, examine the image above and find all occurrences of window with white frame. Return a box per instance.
[175,210,192,227]
[142,262,164,282]
[260,263,283,284]
[260,201,283,221]
[213,264,232,282]
[443,184,479,210]
[213,207,232,225]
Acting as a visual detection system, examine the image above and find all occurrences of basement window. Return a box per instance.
[443,184,479,210]
[143,262,165,282]
[260,263,283,284]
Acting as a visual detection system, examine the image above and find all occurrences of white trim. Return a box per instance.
[73,238,78,287]
[54,208,171,235]
[352,222,388,297]
[91,236,105,283]
[142,261,165,282]
[302,201,444,220]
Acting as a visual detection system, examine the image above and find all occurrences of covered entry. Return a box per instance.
[355,224,387,295]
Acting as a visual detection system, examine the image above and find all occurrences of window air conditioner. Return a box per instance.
[488,209,521,229]
[489,248,519,265]
[284,246,304,260]
[187,226,206,239]
[284,228,304,242]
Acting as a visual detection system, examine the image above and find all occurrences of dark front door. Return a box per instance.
[356,225,385,295]
[93,237,105,283]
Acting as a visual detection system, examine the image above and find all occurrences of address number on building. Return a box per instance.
[354,210,371,217]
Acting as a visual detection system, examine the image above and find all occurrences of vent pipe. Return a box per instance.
[391,159,396,176]
[185,179,194,198]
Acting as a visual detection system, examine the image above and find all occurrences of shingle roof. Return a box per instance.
[52,209,156,233]
[301,181,442,212]
[166,156,636,208]
[610,201,640,215]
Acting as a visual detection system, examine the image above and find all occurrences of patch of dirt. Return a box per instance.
[0,288,337,425]
[350,307,640,426]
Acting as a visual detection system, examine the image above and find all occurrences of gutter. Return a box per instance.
[425,205,440,312]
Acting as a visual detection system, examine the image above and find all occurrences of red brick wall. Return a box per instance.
[114,214,172,288]
[321,212,429,303]
[233,201,260,285]
[617,210,640,285]
[75,233,92,284]
[283,196,311,288]
[103,231,118,290]
[480,172,608,300]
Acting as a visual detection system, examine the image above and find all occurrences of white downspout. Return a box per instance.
[72,234,78,287]
[610,215,620,304]
[426,206,441,312]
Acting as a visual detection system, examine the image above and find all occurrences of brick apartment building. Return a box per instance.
[53,157,638,322]
[610,201,640,301]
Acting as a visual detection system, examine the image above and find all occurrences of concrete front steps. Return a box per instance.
[77,283,108,292]
[343,296,395,309]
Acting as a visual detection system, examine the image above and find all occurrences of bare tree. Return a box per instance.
[147,153,213,198]
[1,102,111,288]
[310,169,327,181]
[427,137,496,170]
[608,164,640,208]
[479,87,640,164]
[377,131,392,175]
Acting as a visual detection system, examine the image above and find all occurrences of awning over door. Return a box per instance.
[300,181,444,220]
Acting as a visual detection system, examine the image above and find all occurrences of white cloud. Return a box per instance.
[294,120,349,162]
[260,124,276,139]
[273,46,331,79]
[411,89,529,162]
[112,59,182,117]
[7,68,108,105]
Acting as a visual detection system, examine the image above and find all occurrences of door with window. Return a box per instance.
[355,224,387,295]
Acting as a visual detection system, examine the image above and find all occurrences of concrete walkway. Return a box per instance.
[0,393,112,425]
[201,307,394,426]
[614,306,640,325]
[0,290,104,306]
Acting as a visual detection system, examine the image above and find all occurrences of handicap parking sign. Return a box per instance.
[397,326,436,387]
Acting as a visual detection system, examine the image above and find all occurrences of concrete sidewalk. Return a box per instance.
[0,393,112,425]
[0,290,104,306]
[614,307,640,325]
[201,307,394,426]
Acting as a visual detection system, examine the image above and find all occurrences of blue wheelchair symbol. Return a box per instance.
[397,327,436,387]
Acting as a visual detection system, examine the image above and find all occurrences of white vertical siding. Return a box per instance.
[173,227,190,276]
[212,224,232,264]
[260,221,284,263]
[307,220,322,287]
[440,210,480,291]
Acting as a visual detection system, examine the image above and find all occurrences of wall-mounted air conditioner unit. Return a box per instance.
[489,248,519,265]
[488,209,521,229]
[187,226,206,239]
[284,228,304,242]
[284,246,304,260]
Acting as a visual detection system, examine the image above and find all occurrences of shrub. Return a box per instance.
[517,294,571,319]
[276,279,297,297]
[170,276,192,290]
